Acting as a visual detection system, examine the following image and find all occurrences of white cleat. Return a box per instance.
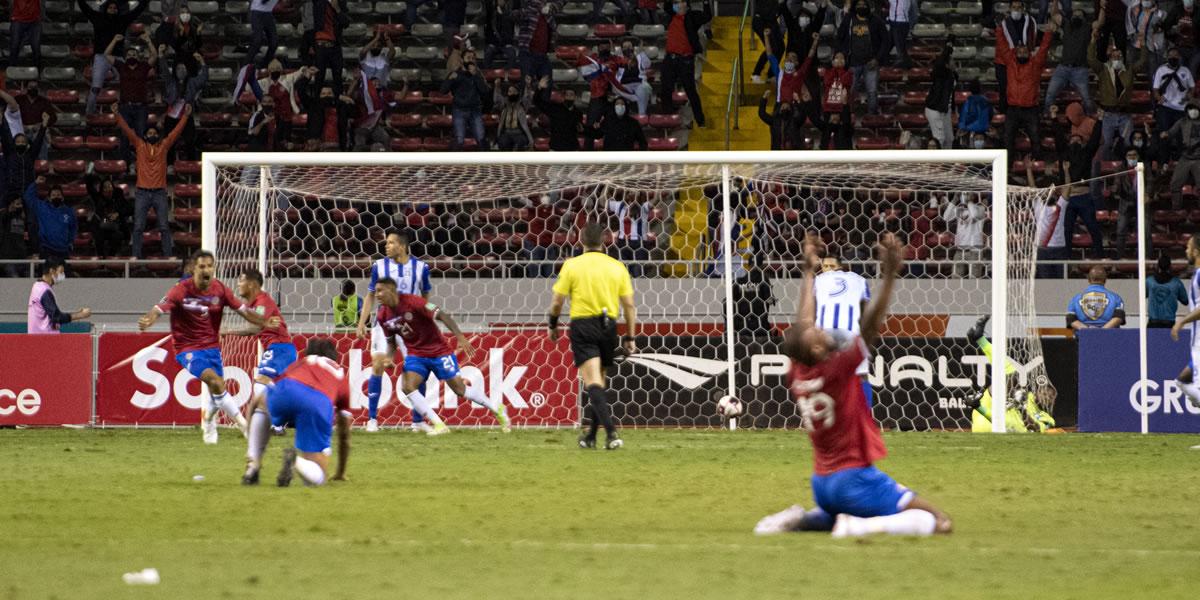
[427,422,451,436]
[830,513,852,539]
[751,74,763,84]
[201,408,218,445]
[365,418,379,433]
[234,413,249,438]
[411,422,434,433]
[753,505,807,536]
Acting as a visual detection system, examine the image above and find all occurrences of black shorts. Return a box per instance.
[569,316,619,368]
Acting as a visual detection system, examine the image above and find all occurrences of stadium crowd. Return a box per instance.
[0,0,1197,277]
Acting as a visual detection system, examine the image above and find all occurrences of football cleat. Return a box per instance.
[234,413,249,438]
[277,447,296,487]
[830,514,854,539]
[497,405,511,433]
[605,436,624,450]
[201,408,218,445]
[412,422,434,433]
[578,436,596,449]
[427,423,451,436]
[242,462,260,486]
[753,505,807,536]
[365,418,379,433]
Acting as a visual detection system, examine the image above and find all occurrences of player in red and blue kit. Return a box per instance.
[233,267,300,484]
[374,277,510,434]
[261,338,352,487]
[138,250,277,445]
[754,236,953,539]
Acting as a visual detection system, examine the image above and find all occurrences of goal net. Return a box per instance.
[203,151,1054,432]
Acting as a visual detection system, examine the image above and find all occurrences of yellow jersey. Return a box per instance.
[552,251,634,319]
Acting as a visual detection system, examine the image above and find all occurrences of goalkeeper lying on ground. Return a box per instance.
[963,316,1057,433]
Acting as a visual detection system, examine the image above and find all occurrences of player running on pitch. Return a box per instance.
[138,250,279,445]
[1171,237,1200,415]
[374,277,510,434]
[268,338,352,487]
[754,235,953,538]
[232,267,298,484]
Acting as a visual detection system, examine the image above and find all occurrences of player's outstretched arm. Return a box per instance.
[860,234,904,348]
[1171,307,1200,341]
[138,307,161,331]
[332,411,351,481]
[235,305,278,329]
[781,247,820,360]
[437,309,476,362]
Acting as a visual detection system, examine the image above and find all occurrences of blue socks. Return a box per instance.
[368,374,381,420]
[412,380,426,423]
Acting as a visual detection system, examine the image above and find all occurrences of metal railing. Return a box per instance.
[725,0,755,149]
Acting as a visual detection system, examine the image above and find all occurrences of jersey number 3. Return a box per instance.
[798,393,835,431]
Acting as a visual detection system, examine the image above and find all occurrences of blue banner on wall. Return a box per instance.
[1077,328,1200,433]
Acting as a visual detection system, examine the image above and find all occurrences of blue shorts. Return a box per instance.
[404,354,460,382]
[861,379,873,408]
[267,378,334,453]
[257,343,298,380]
[810,466,914,520]
[175,348,225,380]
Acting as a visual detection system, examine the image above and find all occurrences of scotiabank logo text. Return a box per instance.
[0,388,42,416]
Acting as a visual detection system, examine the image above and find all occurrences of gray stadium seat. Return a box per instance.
[562,2,591,16]
[225,0,250,12]
[950,23,982,38]
[390,68,421,83]
[912,23,948,37]
[376,1,406,15]
[404,46,442,61]
[632,24,665,38]
[42,45,71,59]
[553,68,580,82]
[5,66,39,81]
[956,1,983,15]
[186,0,218,14]
[346,1,374,14]
[42,67,77,81]
[57,113,83,127]
[556,24,590,38]
[208,67,234,83]
[411,23,445,38]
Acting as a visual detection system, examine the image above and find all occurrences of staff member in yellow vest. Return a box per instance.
[548,222,637,450]
[332,279,362,330]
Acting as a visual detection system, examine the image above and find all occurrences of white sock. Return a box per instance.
[462,384,498,412]
[844,510,937,537]
[215,393,241,422]
[246,411,270,464]
[1181,381,1200,407]
[293,456,326,486]
[407,391,445,426]
[253,382,270,401]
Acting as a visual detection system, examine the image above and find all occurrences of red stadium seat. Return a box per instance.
[85,136,120,151]
[175,183,201,199]
[52,159,88,175]
[197,112,232,127]
[533,137,550,151]
[647,113,681,130]
[47,89,80,105]
[175,207,202,223]
[72,44,95,60]
[422,137,451,151]
[390,137,423,151]
[62,183,89,199]
[87,113,117,128]
[425,114,453,129]
[902,90,927,106]
[176,161,202,176]
[92,160,127,175]
[555,45,589,61]
[855,136,891,150]
[52,136,85,151]
[397,91,425,105]
[388,113,423,129]
[428,91,453,106]
[648,137,678,151]
[35,160,50,174]
[173,231,202,248]
[593,23,627,37]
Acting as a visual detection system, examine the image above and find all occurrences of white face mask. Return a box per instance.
[1110,60,1124,71]
[614,105,626,116]
[798,16,811,27]
[1189,108,1200,119]
[179,12,191,23]
[1141,0,1153,7]
[1010,9,1023,18]
[973,139,986,149]
[53,271,66,283]
[1126,158,1138,166]
[542,4,551,14]
[783,61,796,73]
[674,2,686,12]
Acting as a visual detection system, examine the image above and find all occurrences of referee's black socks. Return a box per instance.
[585,384,616,439]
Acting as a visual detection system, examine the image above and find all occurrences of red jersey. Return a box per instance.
[281,355,350,413]
[245,291,292,347]
[155,278,246,354]
[788,333,887,476]
[376,294,452,358]
[666,14,692,56]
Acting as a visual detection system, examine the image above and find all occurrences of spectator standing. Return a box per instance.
[1034,185,1070,278]
[608,196,653,277]
[589,98,647,151]
[1067,266,1126,329]
[495,84,535,150]
[0,194,29,277]
[0,112,48,257]
[779,0,828,120]
[114,102,191,258]
[882,0,918,68]
[350,64,397,150]
[999,20,1054,157]
[1152,47,1193,136]
[759,90,804,150]
[27,257,91,334]
[661,0,710,127]
[255,60,304,149]
[1056,119,1105,257]
[579,40,627,148]
[16,81,56,161]
[1146,254,1187,328]
[108,33,158,169]
[332,279,362,330]
[958,79,993,145]
[312,0,348,93]
[994,0,1039,114]
[160,52,208,162]
[304,85,355,150]
[1094,0,1128,68]
[248,97,281,151]
[924,43,956,150]
[359,31,396,88]
[1164,102,1200,210]
[941,192,986,277]
[156,5,204,72]
[822,52,855,119]
[24,178,76,263]
[517,0,558,83]
[535,76,583,150]
[9,0,44,74]
[86,175,131,257]
[1044,5,1095,115]
[615,39,654,116]
[79,0,149,116]
[819,106,855,149]
[247,0,281,68]
[1126,0,1166,78]
[837,0,887,115]
[1112,146,1150,257]
[1090,25,1146,156]
[750,0,784,83]
[441,50,490,150]
[483,0,518,69]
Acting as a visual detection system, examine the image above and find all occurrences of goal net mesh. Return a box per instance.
[210,160,1054,431]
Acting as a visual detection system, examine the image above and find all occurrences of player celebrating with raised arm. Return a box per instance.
[138,250,279,445]
[356,230,433,433]
[269,338,353,487]
[754,235,953,538]
[233,267,298,485]
[374,277,510,434]
[814,254,873,406]
[547,223,638,450]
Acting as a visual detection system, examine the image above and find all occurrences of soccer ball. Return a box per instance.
[717,396,743,417]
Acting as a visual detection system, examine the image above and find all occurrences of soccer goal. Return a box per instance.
[202,151,1054,433]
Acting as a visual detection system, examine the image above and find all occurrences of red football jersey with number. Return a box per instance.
[281,355,351,412]
[155,278,245,354]
[376,294,453,358]
[246,291,292,347]
[788,332,887,476]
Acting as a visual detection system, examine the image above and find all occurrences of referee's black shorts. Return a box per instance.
[568,315,619,368]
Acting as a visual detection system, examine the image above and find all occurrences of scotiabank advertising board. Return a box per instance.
[0,334,92,425]
[96,331,578,426]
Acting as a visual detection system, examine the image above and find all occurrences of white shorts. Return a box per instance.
[370,324,407,358]
[1190,341,1200,373]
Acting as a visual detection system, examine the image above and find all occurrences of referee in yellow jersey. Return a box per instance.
[548,222,638,450]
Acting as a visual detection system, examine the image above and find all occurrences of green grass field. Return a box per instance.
[2,429,1198,599]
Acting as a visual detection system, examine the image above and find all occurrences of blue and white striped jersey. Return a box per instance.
[1190,269,1200,343]
[814,270,870,334]
[367,256,432,296]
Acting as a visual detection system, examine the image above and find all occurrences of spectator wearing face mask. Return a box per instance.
[254,60,306,149]
[441,50,491,150]
[113,102,192,258]
[535,75,584,151]
[614,40,653,116]
[248,97,282,151]
[518,0,558,83]
[779,0,828,116]
[838,0,887,114]
[156,5,204,72]
[924,42,956,150]
[359,31,397,88]
[750,0,784,84]
[1056,121,1105,258]
[1152,47,1194,136]
[24,177,76,263]
[589,98,647,151]
[304,85,355,150]
[765,32,818,108]
[994,0,1038,114]
[0,194,29,277]
[882,0,918,68]
[1044,5,1095,115]
[16,82,56,162]
[108,33,158,169]
[1164,102,1200,210]
[350,62,397,150]
[958,80,993,146]
[496,85,535,150]
[1089,22,1147,157]
[941,192,986,278]
[78,0,149,115]
[247,0,282,68]
[27,257,91,334]
[662,0,711,127]
[579,40,627,148]
[86,175,131,257]
[819,106,855,149]
[161,52,208,163]
[759,90,804,150]
[822,52,855,120]
[1113,146,1151,257]
[9,0,44,74]
[999,18,1054,158]
[0,111,47,210]
[483,0,518,69]
[1116,125,1159,171]
[1126,0,1166,78]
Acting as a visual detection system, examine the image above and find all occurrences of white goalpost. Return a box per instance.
[202,150,1051,433]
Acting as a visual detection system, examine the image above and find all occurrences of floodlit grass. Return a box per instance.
[1,429,1198,599]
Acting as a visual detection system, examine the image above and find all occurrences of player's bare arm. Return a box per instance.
[356,291,374,339]
[138,306,162,331]
[781,247,820,360]
[236,306,280,329]
[860,234,904,348]
[1171,306,1200,341]
[619,294,638,354]
[547,293,567,342]
[332,411,351,481]
[437,310,475,362]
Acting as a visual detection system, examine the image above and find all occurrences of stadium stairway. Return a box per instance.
[687,17,770,152]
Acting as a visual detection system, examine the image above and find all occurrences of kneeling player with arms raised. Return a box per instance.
[268,338,352,487]
[755,236,953,538]
[374,278,510,434]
